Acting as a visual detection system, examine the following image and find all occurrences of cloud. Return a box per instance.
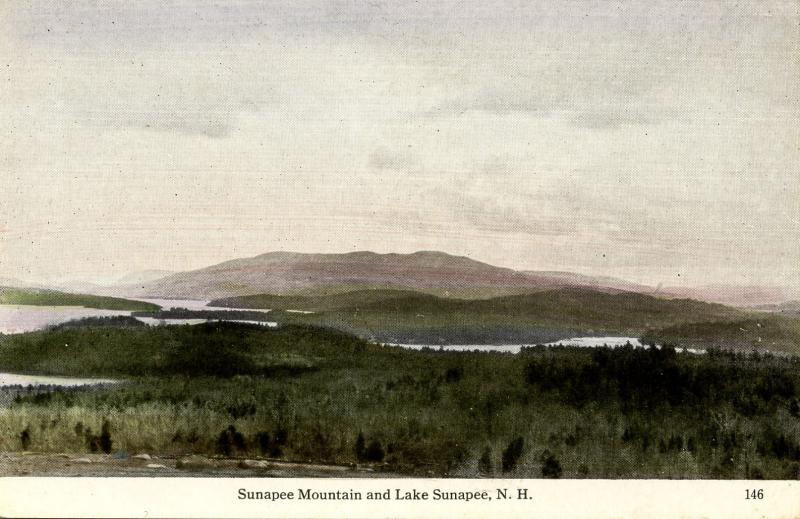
[568,109,655,130]
[60,64,266,139]
[130,112,234,138]
[431,60,673,129]
[70,107,241,139]
[368,147,416,173]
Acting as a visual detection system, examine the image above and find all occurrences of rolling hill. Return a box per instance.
[214,287,745,345]
[0,287,159,312]
[106,251,595,300]
[642,315,800,355]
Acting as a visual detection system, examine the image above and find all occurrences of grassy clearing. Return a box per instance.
[1,322,799,478]
[0,288,159,312]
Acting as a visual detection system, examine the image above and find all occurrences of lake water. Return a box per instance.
[0,305,132,334]
[0,303,702,354]
[0,372,119,388]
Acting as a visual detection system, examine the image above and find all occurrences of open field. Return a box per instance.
[1,321,799,478]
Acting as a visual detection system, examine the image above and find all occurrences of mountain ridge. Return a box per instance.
[102,250,557,300]
[40,250,796,306]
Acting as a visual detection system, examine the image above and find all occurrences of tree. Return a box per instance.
[478,447,493,475]
[355,432,366,462]
[540,450,562,478]
[502,437,524,473]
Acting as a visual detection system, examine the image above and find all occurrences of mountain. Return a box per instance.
[98,250,797,306]
[521,271,658,295]
[113,270,175,286]
[47,279,106,293]
[660,285,794,307]
[211,289,427,312]
[107,251,595,300]
[749,300,800,315]
[44,270,176,294]
[0,277,47,290]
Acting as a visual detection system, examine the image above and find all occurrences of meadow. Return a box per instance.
[1,321,799,478]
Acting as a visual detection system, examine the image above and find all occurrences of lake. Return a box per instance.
[0,305,132,334]
[0,303,704,354]
[131,298,271,313]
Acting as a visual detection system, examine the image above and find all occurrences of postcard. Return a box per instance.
[0,1,798,518]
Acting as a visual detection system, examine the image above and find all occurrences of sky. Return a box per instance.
[1,1,798,291]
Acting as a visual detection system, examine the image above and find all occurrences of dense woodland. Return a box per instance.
[1,321,798,478]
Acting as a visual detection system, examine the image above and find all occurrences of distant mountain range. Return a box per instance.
[78,250,797,306]
[520,271,656,295]
[0,270,176,295]
[749,300,800,315]
[658,285,795,308]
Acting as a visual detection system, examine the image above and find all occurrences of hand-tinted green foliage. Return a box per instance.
[502,437,524,472]
[365,440,385,463]
[214,288,744,345]
[643,316,800,355]
[50,316,147,330]
[84,420,113,453]
[355,432,366,462]
[524,345,797,413]
[19,425,31,450]
[210,289,426,312]
[0,288,159,312]
[540,449,562,478]
[0,322,347,377]
[2,323,800,478]
[478,447,493,475]
[216,425,247,456]
[255,431,271,455]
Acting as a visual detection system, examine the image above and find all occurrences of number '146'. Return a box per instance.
[746,489,764,500]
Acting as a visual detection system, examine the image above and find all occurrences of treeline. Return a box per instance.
[132,308,275,322]
[49,316,146,330]
[0,322,364,377]
[523,345,798,414]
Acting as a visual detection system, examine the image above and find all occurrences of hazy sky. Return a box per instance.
[1,1,798,290]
